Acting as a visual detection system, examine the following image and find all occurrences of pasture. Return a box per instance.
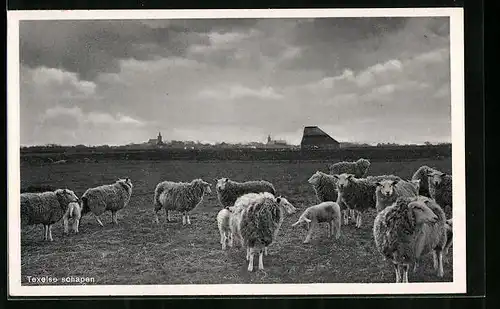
[19,158,453,285]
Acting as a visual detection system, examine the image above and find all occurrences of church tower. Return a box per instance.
[267,134,272,144]
[157,132,163,145]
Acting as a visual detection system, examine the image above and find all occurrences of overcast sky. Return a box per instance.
[19,17,451,146]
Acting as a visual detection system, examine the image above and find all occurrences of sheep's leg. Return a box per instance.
[413,260,419,273]
[432,251,438,270]
[220,231,226,250]
[166,210,172,222]
[74,219,79,234]
[327,221,332,237]
[187,214,191,225]
[112,211,118,225]
[246,247,250,261]
[335,219,341,239]
[357,212,362,228]
[48,225,53,242]
[182,212,186,225]
[154,211,160,224]
[94,214,104,227]
[402,264,409,283]
[63,218,69,235]
[394,263,401,283]
[43,225,48,241]
[247,249,254,272]
[258,250,264,270]
[437,250,444,277]
[303,223,316,243]
[264,246,268,256]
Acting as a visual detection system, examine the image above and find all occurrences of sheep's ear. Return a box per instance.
[276,197,281,203]
[347,174,354,180]
[375,182,381,187]
[304,217,312,223]
[291,220,301,227]
[333,174,339,179]
[392,179,399,186]
[225,178,229,182]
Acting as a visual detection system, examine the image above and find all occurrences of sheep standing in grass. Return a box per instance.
[328,158,371,178]
[81,178,133,227]
[21,188,80,241]
[411,165,441,197]
[427,171,453,216]
[229,192,296,271]
[333,173,378,228]
[307,171,351,225]
[62,201,82,235]
[154,179,212,225]
[217,208,232,250]
[215,178,276,208]
[291,201,341,243]
[374,179,419,212]
[373,196,448,283]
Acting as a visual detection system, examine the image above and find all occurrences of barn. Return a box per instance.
[300,126,340,150]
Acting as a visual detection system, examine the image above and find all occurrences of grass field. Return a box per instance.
[19,158,453,285]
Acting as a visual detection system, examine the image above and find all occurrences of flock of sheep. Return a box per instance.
[20,158,454,283]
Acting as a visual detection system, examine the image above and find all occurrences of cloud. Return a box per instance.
[198,84,283,100]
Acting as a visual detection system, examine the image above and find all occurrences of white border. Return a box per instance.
[7,8,466,297]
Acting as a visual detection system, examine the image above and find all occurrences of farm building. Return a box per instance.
[300,126,340,150]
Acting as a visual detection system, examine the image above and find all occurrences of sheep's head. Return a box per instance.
[375,179,399,198]
[55,188,79,204]
[215,178,230,191]
[409,199,439,225]
[194,179,212,194]
[307,171,322,185]
[276,196,296,214]
[333,173,354,190]
[427,171,446,187]
[291,214,311,230]
[117,178,133,189]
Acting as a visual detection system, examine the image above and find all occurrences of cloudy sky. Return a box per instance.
[19,17,451,146]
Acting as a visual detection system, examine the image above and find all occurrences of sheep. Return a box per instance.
[153,178,212,225]
[373,196,448,283]
[229,192,296,271]
[374,179,419,212]
[291,201,341,243]
[411,165,441,197]
[427,171,453,216]
[81,178,133,227]
[62,201,82,235]
[21,184,56,193]
[215,177,276,208]
[333,173,378,228]
[21,188,80,241]
[328,158,371,178]
[217,208,232,250]
[307,171,351,225]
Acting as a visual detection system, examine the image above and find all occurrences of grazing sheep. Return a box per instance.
[21,184,56,193]
[373,196,448,283]
[307,171,351,225]
[411,165,441,197]
[229,192,296,271]
[374,179,419,212]
[153,178,212,225]
[21,188,80,241]
[81,178,133,227]
[291,201,341,243]
[217,208,232,250]
[333,173,378,228]
[328,158,371,178]
[427,171,453,216]
[215,178,276,208]
[62,201,82,235]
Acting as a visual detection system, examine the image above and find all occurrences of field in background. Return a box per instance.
[19,158,453,285]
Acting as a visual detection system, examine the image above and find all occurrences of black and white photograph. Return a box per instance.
[7,8,466,296]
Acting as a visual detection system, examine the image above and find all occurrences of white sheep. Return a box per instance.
[291,201,341,243]
[81,178,133,227]
[328,158,371,178]
[153,178,212,225]
[373,196,448,283]
[229,192,296,271]
[216,208,233,250]
[411,165,441,197]
[21,188,80,241]
[62,201,82,235]
[333,173,378,228]
[427,170,453,216]
[307,171,351,225]
[215,178,276,208]
[374,179,420,212]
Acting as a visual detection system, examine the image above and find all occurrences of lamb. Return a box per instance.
[81,178,133,227]
[217,208,233,250]
[328,158,371,178]
[21,188,80,241]
[373,196,448,283]
[62,201,82,235]
[229,192,296,271]
[427,171,453,216]
[411,165,441,197]
[153,178,212,225]
[374,179,420,212]
[215,177,276,208]
[291,201,341,243]
[333,173,378,228]
[307,171,351,225]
